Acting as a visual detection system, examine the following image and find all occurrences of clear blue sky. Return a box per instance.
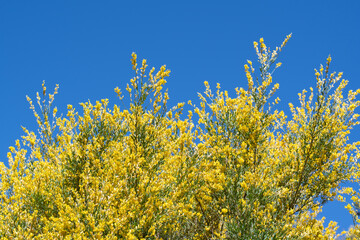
[1,0,360,234]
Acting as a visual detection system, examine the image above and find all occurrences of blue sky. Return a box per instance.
[1,0,360,234]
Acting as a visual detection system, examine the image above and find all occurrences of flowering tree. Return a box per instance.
[1,35,360,239]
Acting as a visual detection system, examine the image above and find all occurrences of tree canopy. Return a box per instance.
[2,35,360,239]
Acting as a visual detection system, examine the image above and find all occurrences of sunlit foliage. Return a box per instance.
[1,35,360,239]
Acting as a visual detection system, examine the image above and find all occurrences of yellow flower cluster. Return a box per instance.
[1,35,360,239]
